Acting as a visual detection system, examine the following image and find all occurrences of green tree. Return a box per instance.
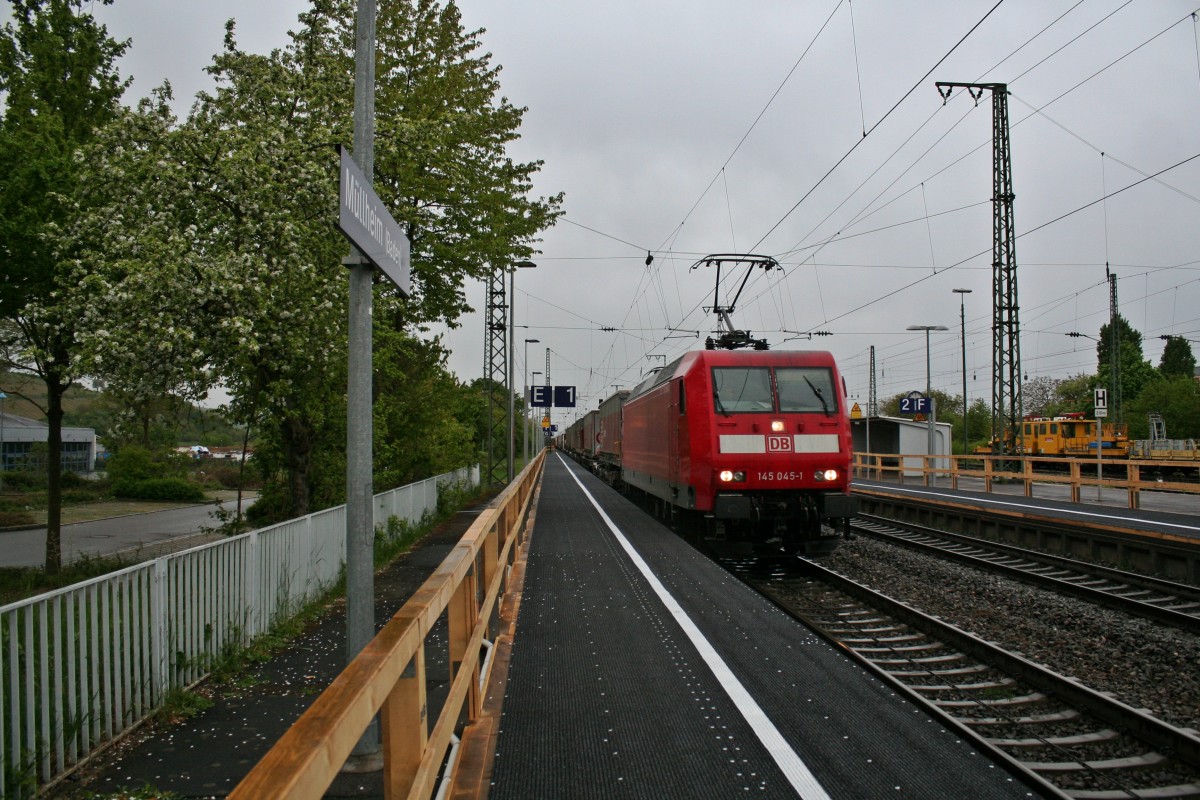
[0,0,129,572]
[1159,336,1197,380]
[373,329,478,488]
[1048,373,1098,416]
[62,91,220,451]
[1095,315,1157,417]
[1125,376,1200,440]
[58,1,561,522]
[370,0,563,326]
[1020,376,1062,418]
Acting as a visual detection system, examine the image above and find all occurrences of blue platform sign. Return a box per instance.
[554,386,577,408]
[530,385,551,408]
[899,395,931,414]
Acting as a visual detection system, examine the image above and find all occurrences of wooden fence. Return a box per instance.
[853,452,1200,507]
[0,465,479,797]
[228,451,544,800]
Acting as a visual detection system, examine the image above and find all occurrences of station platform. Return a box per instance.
[482,455,1048,799]
[853,477,1200,543]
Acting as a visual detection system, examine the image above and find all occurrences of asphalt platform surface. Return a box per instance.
[486,455,1049,800]
[47,498,495,800]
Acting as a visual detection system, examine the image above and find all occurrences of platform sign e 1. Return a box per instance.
[554,386,577,408]
[530,386,551,408]
[1094,388,1108,418]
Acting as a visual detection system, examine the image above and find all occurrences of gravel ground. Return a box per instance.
[819,536,1200,732]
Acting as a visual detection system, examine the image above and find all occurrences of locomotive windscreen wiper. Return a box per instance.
[713,389,731,417]
[804,376,831,416]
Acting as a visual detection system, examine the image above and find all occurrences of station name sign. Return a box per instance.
[336,145,411,297]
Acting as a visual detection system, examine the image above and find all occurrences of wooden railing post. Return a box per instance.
[381,643,427,799]
[1128,463,1140,509]
[448,568,481,721]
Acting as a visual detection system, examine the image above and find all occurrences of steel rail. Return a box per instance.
[755,561,1200,798]
[852,513,1200,635]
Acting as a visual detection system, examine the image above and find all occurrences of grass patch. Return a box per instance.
[0,553,133,605]
[152,688,214,726]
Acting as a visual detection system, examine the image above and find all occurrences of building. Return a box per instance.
[0,411,99,475]
[851,415,951,477]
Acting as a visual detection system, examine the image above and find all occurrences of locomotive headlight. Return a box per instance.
[719,470,746,482]
[770,420,785,432]
[815,469,839,481]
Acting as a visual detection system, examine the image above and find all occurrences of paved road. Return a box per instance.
[0,499,249,569]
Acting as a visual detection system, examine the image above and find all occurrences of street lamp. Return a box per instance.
[907,324,949,460]
[523,338,540,464]
[953,289,972,454]
[508,260,537,482]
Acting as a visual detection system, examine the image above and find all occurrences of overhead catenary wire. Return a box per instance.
[518,3,1200,408]
[721,7,1200,345]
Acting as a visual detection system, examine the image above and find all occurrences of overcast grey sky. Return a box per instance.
[20,1,1200,421]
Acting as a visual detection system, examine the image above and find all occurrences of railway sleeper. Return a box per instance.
[853,642,945,654]
[907,677,1017,693]
[869,653,967,666]
[960,709,1082,726]
[935,691,1047,708]
[987,729,1120,748]
[1068,783,1200,800]
[1025,751,1167,773]
[1162,601,1200,612]
[843,632,925,643]
[880,663,990,678]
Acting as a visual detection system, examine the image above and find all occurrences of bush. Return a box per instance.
[199,463,260,490]
[61,487,105,504]
[60,471,90,489]
[244,485,291,525]
[0,470,44,491]
[112,477,205,503]
[0,510,36,527]
[107,446,188,485]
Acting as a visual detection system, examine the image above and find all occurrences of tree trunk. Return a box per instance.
[44,377,66,574]
[282,415,313,518]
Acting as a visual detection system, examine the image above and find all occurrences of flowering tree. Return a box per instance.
[0,0,129,572]
[62,0,561,520]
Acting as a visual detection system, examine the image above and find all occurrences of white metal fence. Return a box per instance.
[0,465,480,796]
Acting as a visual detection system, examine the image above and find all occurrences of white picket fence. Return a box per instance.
[0,464,480,796]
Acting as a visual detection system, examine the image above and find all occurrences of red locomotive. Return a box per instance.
[565,349,856,556]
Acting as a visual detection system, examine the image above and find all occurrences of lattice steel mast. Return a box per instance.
[484,266,508,484]
[937,82,1021,454]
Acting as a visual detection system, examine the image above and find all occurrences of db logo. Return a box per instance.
[767,435,792,453]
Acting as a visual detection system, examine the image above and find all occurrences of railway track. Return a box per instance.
[851,513,1200,635]
[753,561,1200,799]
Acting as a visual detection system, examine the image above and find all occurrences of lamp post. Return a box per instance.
[530,370,542,454]
[508,260,537,482]
[953,290,972,454]
[907,324,949,460]
[523,338,540,464]
[1068,331,1106,500]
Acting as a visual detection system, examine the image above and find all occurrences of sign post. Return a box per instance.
[335,0,410,768]
[1093,388,1108,501]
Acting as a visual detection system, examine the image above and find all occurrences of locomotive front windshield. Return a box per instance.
[776,367,837,414]
[711,366,838,414]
